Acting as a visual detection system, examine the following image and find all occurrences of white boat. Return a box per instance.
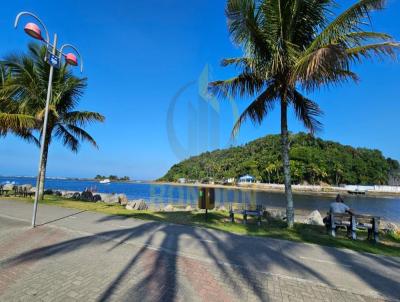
[99,179,111,184]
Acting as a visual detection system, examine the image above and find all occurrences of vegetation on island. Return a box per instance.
[160,133,400,186]
[209,0,399,227]
[94,175,130,182]
[0,44,105,199]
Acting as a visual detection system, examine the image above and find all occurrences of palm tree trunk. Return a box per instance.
[281,98,294,228]
[38,134,50,200]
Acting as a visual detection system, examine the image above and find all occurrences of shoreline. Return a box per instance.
[153,181,400,198]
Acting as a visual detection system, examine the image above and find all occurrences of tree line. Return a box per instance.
[160,133,399,186]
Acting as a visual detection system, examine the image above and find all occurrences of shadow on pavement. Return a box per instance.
[2,215,399,301]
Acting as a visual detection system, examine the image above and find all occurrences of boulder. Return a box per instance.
[21,184,32,191]
[303,210,324,226]
[383,222,399,234]
[136,199,148,210]
[93,194,102,202]
[44,189,53,195]
[125,201,136,210]
[101,194,120,204]
[81,191,94,202]
[54,191,62,196]
[72,192,81,199]
[118,194,129,206]
[185,205,193,211]
[125,199,148,211]
[217,205,227,212]
[2,184,14,191]
[266,209,286,220]
[164,204,174,212]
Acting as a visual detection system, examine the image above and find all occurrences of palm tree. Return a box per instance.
[209,0,399,227]
[1,43,105,199]
[0,64,37,140]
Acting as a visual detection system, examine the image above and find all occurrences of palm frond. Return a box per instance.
[62,111,105,126]
[290,90,323,134]
[308,0,386,51]
[65,124,99,148]
[232,85,278,137]
[346,42,400,62]
[209,72,265,99]
[54,124,79,152]
[0,113,37,131]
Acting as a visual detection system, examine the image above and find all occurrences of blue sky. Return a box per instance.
[0,0,399,180]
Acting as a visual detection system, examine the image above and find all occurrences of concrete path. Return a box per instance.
[0,199,399,302]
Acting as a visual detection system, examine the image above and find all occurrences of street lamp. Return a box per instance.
[14,11,84,227]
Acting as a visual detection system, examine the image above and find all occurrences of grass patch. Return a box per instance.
[2,195,399,257]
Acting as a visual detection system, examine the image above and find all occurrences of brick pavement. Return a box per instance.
[0,215,395,302]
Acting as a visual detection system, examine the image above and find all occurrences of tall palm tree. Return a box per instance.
[1,43,105,199]
[0,64,37,140]
[209,0,399,227]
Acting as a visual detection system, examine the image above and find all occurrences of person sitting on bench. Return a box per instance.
[323,194,354,232]
[330,194,354,215]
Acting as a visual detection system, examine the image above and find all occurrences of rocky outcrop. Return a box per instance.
[266,209,286,220]
[164,204,174,212]
[118,194,129,206]
[125,199,148,210]
[81,191,94,201]
[217,205,227,211]
[383,222,399,234]
[303,210,324,226]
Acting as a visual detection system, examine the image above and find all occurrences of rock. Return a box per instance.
[21,184,32,191]
[93,194,102,202]
[383,222,399,234]
[54,191,62,196]
[164,204,174,212]
[44,189,53,195]
[72,192,81,199]
[185,205,193,211]
[303,210,324,226]
[217,205,227,211]
[125,199,148,211]
[2,184,14,191]
[118,194,129,206]
[125,202,136,210]
[266,209,286,220]
[81,191,94,201]
[136,200,148,210]
[101,194,120,204]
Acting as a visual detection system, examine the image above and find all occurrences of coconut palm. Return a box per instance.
[0,64,37,140]
[209,0,399,227]
[1,43,105,199]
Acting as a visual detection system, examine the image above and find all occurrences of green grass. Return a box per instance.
[2,195,400,257]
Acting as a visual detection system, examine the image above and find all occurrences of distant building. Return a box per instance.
[238,174,256,184]
[178,178,186,184]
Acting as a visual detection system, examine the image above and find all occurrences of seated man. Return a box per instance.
[323,194,354,232]
[330,194,354,215]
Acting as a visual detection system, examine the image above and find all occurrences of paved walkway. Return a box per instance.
[0,200,399,302]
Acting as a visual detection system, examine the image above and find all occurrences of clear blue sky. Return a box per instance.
[0,0,399,180]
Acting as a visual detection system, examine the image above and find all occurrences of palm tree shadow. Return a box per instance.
[3,215,399,300]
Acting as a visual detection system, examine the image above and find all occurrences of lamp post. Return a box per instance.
[14,12,83,227]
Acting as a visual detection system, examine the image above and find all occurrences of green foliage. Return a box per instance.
[0,43,105,152]
[160,133,398,185]
[94,175,130,181]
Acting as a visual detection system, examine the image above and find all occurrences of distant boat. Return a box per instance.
[99,179,111,184]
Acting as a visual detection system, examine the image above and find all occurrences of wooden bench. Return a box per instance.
[329,213,380,243]
[229,203,264,226]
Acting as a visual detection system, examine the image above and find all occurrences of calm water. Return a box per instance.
[1,176,400,223]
